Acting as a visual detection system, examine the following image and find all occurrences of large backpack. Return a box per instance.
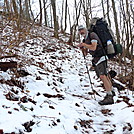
[88,17,122,59]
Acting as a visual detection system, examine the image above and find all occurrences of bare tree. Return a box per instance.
[28,0,34,21]
[43,0,48,26]
[82,0,90,28]
[60,0,64,32]
[101,0,106,19]
[4,0,10,13]
[51,0,59,38]
[63,0,67,32]
[39,0,42,26]
[111,0,120,44]
[106,0,111,27]
[18,0,23,31]
[68,0,82,44]
[12,0,18,17]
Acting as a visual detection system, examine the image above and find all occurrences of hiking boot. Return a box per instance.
[98,95,114,105]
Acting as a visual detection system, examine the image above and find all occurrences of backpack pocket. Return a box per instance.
[114,44,123,54]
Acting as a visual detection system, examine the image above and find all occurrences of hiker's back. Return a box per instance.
[88,17,122,59]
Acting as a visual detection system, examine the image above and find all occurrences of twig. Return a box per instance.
[33,115,56,119]
[65,92,91,100]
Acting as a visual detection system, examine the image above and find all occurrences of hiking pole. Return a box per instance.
[82,51,101,99]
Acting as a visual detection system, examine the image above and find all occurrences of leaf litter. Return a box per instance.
[0,22,134,134]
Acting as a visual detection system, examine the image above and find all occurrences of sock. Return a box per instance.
[106,91,113,95]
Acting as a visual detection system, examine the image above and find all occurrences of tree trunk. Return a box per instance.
[63,0,67,32]
[73,0,82,40]
[89,0,92,19]
[106,0,111,27]
[50,5,53,27]
[28,0,34,21]
[101,0,106,18]
[67,4,74,45]
[25,0,31,21]
[60,0,64,33]
[51,0,59,38]
[111,0,120,44]
[68,0,81,44]
[43,0,48,26]
[12,0,18,17]
[82,0,90,28]
[131,40,134,90]
[18,0,22,31]
[39,0,42,26]
[4,0,10,13]
[125,0,133,59]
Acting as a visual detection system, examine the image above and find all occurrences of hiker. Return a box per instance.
[78,25,115,105]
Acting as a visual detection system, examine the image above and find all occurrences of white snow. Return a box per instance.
[0,24,134,134]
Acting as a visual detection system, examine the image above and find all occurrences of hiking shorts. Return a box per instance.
[95,61,108,77]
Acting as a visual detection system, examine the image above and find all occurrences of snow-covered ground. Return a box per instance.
[0,24,134,134]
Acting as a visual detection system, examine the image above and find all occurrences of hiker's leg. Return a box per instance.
[95,61,114,105]
[100,75,112,92]
[95,61,112,91]
[99,74,114,105]
[107,73,113,87]
[107,75,115,96]
[94,61,113,92]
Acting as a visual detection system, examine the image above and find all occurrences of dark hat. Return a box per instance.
[78,25,85,31]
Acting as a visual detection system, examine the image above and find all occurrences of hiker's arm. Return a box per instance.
[78,43,88,56]
[81,40,98,51]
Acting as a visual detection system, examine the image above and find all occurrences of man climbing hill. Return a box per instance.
[78,25,115,105]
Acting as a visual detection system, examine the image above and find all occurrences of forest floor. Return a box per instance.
[0,20,134,134]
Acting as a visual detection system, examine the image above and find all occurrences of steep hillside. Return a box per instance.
[0,22,134,134]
